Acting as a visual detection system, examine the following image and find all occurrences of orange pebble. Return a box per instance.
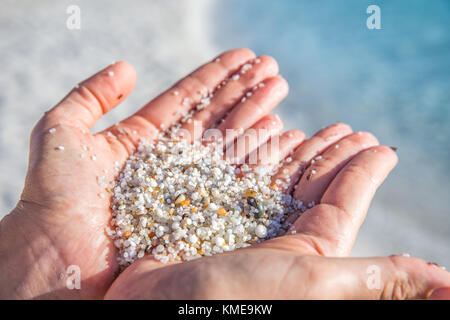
[123,231,131,238]
[218,207,227,217]
[245,190,257,198]
[181,199,191,207]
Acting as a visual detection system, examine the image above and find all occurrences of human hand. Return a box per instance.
[104,123,450,299]
[2,48,449,300]
[0,49,292,299]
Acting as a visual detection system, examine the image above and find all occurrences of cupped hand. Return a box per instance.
[104,86,450,300]
[1,48,449,300]
[0,49,290,299]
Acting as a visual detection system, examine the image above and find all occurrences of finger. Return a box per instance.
[182,56,280,140]
[224,114,283,165]
[217,76,288,147]
[45,61,136,130]
[273,122,353,194]
[118,48,256,138]
[303,255,450,299]
[291,145,398,256]
[249,130,305,169]
[294,131,379,205]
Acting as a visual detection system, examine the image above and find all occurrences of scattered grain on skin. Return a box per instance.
[240,63,253,74]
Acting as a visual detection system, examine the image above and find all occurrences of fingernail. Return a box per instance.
[401,253,410,257]
[429,287,450,300]
[390,146,398,152]
[427,261,446,270]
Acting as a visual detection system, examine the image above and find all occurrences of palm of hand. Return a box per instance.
[17,122,129,298]
[4,49,449,300]
[7,49,286,298]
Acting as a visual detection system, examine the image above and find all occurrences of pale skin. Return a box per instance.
[0,49,449,300]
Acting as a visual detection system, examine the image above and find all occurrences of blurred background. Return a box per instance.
[0,0,448,265]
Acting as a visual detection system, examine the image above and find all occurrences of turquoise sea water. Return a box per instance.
[213,0,450,261]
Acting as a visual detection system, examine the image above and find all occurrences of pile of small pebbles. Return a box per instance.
[107,138,306,268]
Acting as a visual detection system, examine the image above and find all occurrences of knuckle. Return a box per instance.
[343,162,372,180]
[381,255,414,300]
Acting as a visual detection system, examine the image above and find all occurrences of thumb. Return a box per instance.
[313,255,450,299]
[40,61,137,133]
